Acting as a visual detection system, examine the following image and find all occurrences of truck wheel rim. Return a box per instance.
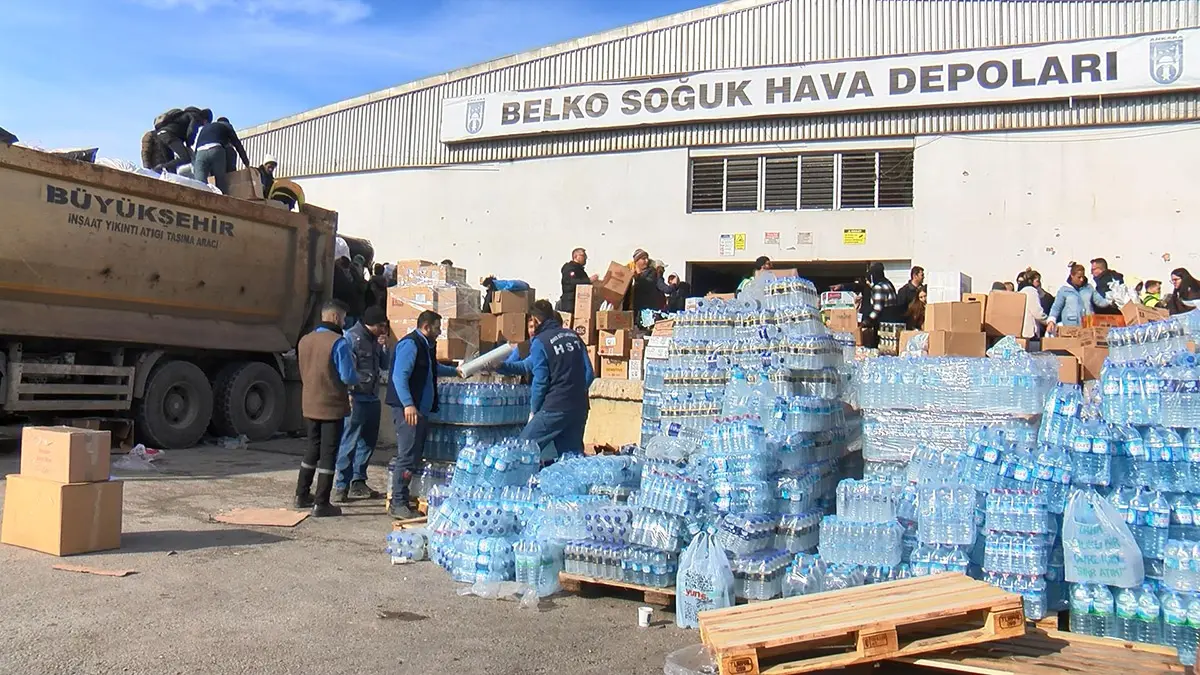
[245,384,267,421]
[164,384,197,427]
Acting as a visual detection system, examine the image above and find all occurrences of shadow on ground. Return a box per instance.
[104,528,291,554]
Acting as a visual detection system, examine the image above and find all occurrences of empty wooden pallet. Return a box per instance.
[892,627,1184,675]
[698,573,1025,675]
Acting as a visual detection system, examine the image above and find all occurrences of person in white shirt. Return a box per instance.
[1017,268,1049,339]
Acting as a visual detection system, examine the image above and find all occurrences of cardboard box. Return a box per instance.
[924,271,972,304]
[419,263,467,285]
[225,168,264,201]
[1080,346,1108,381]
[387,285,480,320]
[1057,325,1081,338]
[962,293,988,316]
[20,426,110,484]
[51,418,135,454]
[600,357,629,379]
[574,284,602,318]
[1121,303,1168,326]
[572,313,597,346]
[1084,314,1126,329]
[651,320,674,337]
[1041,336,1082,352]
[984,291,1026,337]
[490,290,532,315]
[388,318,479,361]
[1079,327,1110,348]
[630,338,646,362]
[628,358,644,382]
[1,475,123,556]
[924,302,983,333]
[393,260,435,283]
[827,308,859,333]
[597,262,634,308]
[599,330,632,358]
[586,346,600,374]
[1056,355,1081,384]
[926,331,987,357]
[480,313,527,344]
[899,330,921,353]
[558,311,573,326]
[596,311,634,332]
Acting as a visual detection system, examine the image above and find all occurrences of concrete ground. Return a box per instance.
[0,441,695,675]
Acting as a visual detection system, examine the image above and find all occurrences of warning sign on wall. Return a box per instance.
[733,233,746,251]
[843,228,867,245]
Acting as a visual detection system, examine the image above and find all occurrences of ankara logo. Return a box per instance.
[1150,35,1184,85]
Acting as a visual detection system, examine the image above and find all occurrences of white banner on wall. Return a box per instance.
[441,28,1198,143]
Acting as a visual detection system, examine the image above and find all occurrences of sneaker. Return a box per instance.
[389,502,419,520]
[311,502,343,518]
[348,481,383,500]
[334,488,349,503]
[293,493,315,509]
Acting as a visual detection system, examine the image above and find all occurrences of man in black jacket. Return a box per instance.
[193,116,251,193]
[1091,257,1125,315]
[558,247,598,312]
[895,266,924,313]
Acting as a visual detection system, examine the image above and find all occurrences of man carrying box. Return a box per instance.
[295,301,359,518]
[386,310,461,519]
[489,300,595,462]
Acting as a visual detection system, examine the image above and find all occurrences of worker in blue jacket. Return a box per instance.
[385,310,460,519]
[494,299,595,461]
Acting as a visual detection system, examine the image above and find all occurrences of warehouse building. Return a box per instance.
[242,0,1200,299]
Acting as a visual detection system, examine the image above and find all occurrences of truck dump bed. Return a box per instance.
[0,144,336,353]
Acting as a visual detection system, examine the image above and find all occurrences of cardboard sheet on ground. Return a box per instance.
[213,508,309,527]
[52,564,136,577]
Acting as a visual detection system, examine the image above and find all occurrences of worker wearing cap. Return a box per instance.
[630,248,671,329]
[492,299,595,462]
[257,154,277,197]
[334,305,389,502]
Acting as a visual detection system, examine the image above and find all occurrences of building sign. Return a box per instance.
[733,233,746,251]
[441,28,1196,142]
[764,231,781,246]
[843,228,867,245]
[718,233,735,257]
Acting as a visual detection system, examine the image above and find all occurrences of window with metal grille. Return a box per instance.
[763,156,798,211]
[688,157,724,212]
[840,151,877,209]
[724,157,759,211]
[799,154,835,210]
[878,150,915,208]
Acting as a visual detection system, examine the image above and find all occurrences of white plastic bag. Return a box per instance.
[675,530,735,629]
[1063,488,1144,588]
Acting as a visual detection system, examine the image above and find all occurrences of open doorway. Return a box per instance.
[685,260,912,297]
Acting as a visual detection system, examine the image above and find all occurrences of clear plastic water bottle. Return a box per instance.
[1135,583,1163,644]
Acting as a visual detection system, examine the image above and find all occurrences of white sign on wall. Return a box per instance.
[442,28,1196,143]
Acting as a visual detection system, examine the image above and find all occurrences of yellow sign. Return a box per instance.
[733,233,746,251]
[843,228,867,245]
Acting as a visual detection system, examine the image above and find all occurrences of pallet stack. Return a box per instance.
[386,260,481,361]
[1,426,123,556]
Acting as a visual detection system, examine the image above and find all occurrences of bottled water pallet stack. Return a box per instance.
[1064,315,1200,664]
[422,382,531,462]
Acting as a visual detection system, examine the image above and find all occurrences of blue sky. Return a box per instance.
[1,0,711,160]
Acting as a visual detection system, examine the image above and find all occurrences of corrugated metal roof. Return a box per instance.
[242,0,1200,177]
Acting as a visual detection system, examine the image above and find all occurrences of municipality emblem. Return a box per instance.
[1150,35,1184,85]
[465,100,485,135]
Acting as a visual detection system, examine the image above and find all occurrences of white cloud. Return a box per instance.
[133,0,371,24]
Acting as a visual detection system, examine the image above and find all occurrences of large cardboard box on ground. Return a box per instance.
[1122,302,1169,326]
[984,291,1026,337]
[596,311,634,332]
[597,263,634,308]
[20,426,110,484]
[599,330,632,358]
[480,313,526,344]
[927,331,987,357]
[1,474,123,556]
[490,290,534,315]
[924,302,983,333]
[600,357,629,379]
[826,308,859,333]
[225,168,264,201]
[387,285,480,320]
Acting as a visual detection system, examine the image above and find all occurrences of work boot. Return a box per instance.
[311,502,343,518]
[314,472,336,507]
[389,502,419,520]
[293,493,315,509]
[348,480,383,500]
[334,487,349,503]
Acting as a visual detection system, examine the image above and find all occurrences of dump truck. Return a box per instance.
[0,143,338,449]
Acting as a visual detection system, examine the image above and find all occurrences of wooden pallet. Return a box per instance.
[1031,611,1065,632]
[698,574,1025,675]
[892,627,1184,675]
[557,572,675,608]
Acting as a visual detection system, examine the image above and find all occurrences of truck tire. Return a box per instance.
[212,361,286,442]
[135,360,214,449]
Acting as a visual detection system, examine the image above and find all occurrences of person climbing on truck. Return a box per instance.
[193,116,251,194]
[152,107,209,173]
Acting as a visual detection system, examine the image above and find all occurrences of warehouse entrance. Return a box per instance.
[685,260,912,297]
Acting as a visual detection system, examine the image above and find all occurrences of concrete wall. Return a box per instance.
[299,123,1200,297]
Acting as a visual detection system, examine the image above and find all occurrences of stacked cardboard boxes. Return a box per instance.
[1043,327,1109,382]
[908,301,988,357]
[386,265,483,361]
[480,288,533,354]
[573,284,603,347]
[1,426,123,556]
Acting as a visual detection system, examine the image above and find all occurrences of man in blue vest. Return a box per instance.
[495,299,595,461]
[386,310,460,519]
[334,305,389,503]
